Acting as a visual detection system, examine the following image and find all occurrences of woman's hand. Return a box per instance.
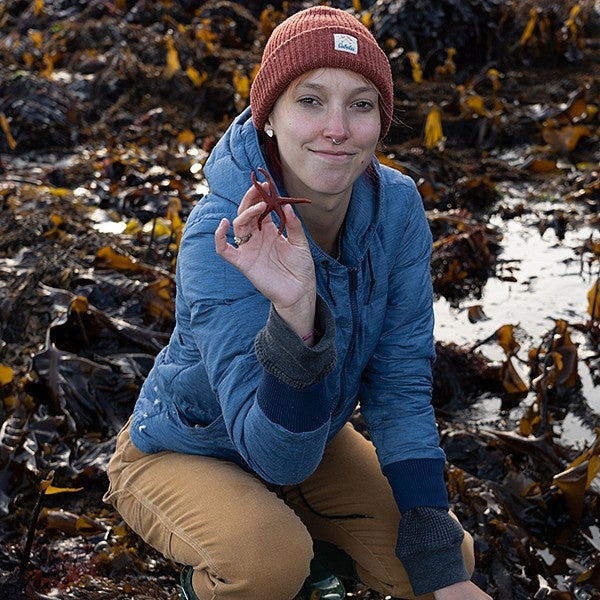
[434,580,493,599]
[214,181,317,339]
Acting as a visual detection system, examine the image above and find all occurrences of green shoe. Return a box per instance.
[180,566,199,600]
[296,573,346,599]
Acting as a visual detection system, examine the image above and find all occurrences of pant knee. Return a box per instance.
[193,518,313,599]
[255,528,314,596]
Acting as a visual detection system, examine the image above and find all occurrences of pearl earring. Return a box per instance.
[265,129,274,138]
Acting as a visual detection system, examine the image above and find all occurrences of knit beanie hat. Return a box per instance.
[250,6,394,139]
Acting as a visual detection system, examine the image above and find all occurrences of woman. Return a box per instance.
[104,6,492,600]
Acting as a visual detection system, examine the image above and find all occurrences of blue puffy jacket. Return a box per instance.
[130,107,446,509]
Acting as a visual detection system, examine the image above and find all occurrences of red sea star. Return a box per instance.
[251,167,311,234]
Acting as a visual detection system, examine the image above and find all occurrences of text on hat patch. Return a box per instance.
[333,33,358,55]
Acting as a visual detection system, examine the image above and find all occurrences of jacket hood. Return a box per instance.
[203,107,264,210]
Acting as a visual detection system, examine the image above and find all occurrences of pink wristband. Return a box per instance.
[302,329,316,342]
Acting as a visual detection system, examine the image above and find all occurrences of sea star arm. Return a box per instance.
[251,168,311,234]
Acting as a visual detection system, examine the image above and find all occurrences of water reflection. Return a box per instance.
[434,182,598,445]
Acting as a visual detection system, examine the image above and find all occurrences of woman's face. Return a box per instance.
[265,68,381,204]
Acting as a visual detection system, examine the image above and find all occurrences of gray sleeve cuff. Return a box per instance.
[254,294,336,389]
[395,506,470,596]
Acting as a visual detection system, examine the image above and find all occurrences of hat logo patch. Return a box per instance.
[333,33,358,54]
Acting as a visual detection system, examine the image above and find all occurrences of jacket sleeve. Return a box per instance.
[176,202,337,484]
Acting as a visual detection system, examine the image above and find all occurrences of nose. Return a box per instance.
[323,105,349,144]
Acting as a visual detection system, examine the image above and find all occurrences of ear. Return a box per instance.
[264,121,274,137]
[264,116,275,138]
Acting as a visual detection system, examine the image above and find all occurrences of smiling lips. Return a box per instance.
[311,148,353,158]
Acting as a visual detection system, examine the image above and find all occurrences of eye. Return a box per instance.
[298,96,319,106]
[353,100,375,110]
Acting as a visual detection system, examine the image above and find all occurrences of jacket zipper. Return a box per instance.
[347,267,359,356]
[335,267,359,418]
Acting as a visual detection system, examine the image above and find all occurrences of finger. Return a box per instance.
[238,181,269,214]
[214,217,235,260]
[280,204,306,244]
[232,201,266,231]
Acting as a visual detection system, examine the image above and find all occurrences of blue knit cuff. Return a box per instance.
[383,458,448,512]
[257,371,332,433]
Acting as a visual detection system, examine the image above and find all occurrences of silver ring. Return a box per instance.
[332,138,342,145]
[234,233,252,246]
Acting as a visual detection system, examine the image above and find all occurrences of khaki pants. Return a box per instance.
[104,420,474,600]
